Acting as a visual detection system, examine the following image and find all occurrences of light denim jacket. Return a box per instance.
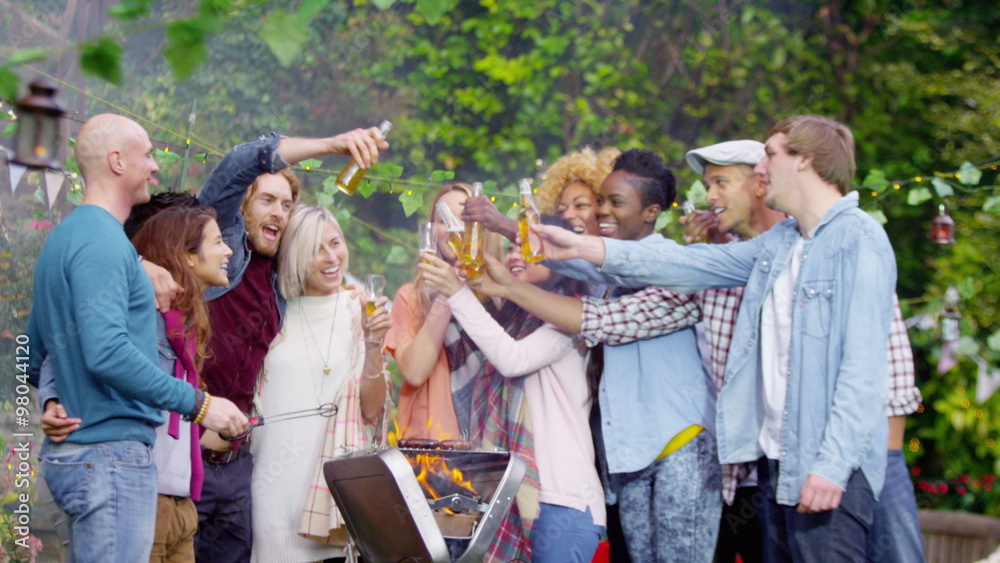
[597,193,894,505]
[198,132,289,323]
[549,234,714,486]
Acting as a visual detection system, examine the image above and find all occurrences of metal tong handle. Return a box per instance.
[255,403,337,426]
[222,403,337,441]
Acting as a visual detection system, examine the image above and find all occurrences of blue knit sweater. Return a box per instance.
[27,205,195,446]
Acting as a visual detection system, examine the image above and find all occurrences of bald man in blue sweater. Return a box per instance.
[26,114,248,562]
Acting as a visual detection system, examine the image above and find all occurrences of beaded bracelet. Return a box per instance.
[363,369,388,381]
[192,392,212,425]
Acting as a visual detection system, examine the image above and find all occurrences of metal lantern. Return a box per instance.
[928,204,955,245]
[12,78,65,169]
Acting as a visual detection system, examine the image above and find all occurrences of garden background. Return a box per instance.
[1,0,998,558]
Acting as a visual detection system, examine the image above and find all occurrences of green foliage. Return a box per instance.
[958,162,982,186]
[984,196,1000,214]
[398,190,423,216]
[80,38,124,84]
[907,187,933,205]
[0,67,19,102]
[108,0,156,20]
[429,170,455,182]
[862,169,889,194]
[372,162,404,178]
[260,10,309,67]
[298,158,323,170]
[5,0,1000,516]
[4,47,50,67]
[931,177,954,198]
[685,180,708,207]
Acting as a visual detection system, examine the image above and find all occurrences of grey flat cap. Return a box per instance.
[685,140,765,175]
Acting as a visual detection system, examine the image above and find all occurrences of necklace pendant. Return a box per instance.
[323,365,331,375]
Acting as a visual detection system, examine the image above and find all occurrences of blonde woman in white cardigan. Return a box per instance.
[250,206,391,562]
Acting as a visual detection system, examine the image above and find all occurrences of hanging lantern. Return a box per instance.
[928,204,955,245]
[12,78,65,169]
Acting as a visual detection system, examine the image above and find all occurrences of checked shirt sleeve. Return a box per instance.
[580,286,702,346]
[886,294,922,416]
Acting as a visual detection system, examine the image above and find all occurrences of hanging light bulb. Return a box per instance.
[928,204,955,245]
[12,77,65,169]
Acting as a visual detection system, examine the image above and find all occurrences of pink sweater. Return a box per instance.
[447,288,606,527]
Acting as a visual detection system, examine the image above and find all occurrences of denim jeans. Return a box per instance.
[531,504,605,563]
[616,431,722,563]
[195,452,254,563]
[758,458,874,563]
[41,440,158,562]
[867,450,925,562]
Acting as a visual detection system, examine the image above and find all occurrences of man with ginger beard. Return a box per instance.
[193,128,387,562]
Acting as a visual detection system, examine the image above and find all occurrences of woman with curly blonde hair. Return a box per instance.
[535,146,620,235]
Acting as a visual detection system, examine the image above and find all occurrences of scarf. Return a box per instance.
[445,319,541,563]
[287,295,392,544]
[163,309,204,501]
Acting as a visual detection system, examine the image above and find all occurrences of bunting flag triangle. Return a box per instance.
[9,163,27,195]
[44,170,65,209]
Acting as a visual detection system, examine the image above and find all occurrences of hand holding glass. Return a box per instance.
[365,274,385,316]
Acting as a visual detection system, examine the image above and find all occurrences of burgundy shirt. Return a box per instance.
[202,253,280,414]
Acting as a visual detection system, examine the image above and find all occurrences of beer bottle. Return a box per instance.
[335,120,393,195]
[461,182,486,278]
[517,178,544,262]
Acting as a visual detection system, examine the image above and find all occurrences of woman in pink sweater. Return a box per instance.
[420,243,605,563]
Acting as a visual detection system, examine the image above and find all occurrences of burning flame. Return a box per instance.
[413,453,478,508]
[390,416,455,444]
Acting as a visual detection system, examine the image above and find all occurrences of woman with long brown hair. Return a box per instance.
[131,206,234,562]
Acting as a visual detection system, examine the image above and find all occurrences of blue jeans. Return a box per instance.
[195,452,254,563]
[867,450,925,562]
[41,440,158,562]
[758,458,875,563]
[531,504,604,563]
[615,431,722,563]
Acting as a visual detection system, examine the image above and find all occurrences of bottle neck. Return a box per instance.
[520,190,535,208]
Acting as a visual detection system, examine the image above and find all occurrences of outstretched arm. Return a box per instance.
[200,128,390,229]
[532,223,607,264]
[579,286,702,345]
[276,126,388,169]
[467,253,585,334]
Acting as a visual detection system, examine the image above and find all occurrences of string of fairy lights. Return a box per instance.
[3,62,999,217]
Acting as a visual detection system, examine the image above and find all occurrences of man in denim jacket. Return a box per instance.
[535,115,895,562]
[192,128,386,562]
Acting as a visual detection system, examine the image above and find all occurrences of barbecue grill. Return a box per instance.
[324,446,525,562]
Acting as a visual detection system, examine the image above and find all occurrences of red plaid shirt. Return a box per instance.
[580,287,921,504]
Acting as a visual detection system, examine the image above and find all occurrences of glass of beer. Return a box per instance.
[364,274,385,341]
[418,222,436,262]
[365,274,385,317]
